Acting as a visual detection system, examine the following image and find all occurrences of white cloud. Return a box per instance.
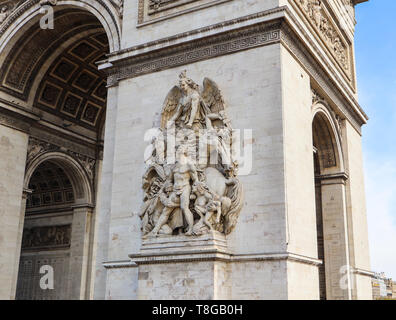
[364,156,396,278]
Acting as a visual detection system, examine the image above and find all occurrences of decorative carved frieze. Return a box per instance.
[280,22,364,132]
[138,0,233,25]
[0,0,121,51]
[21,225,71,250]
[312,87,343,142]
[107,22,281,85]
[293,0,351,78]
[27,136,96,181]
[148,0,198,14]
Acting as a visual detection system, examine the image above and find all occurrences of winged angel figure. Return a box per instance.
[139,71,244,238]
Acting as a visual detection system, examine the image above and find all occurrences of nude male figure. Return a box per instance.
[172,148,199,235]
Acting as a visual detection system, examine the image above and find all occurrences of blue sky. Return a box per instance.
[355,0,396,278]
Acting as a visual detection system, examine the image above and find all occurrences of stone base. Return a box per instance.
[128,233,322,299]
[129,232,232,299]
[130,231,230,263]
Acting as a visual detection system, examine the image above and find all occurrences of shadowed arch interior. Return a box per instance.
[312,112,338,171]
[312,108,344,300]
[0,7,109,136]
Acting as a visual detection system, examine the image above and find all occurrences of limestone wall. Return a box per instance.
[0,124,28,299]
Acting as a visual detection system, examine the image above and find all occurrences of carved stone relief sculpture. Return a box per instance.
[0,0,18,24]
[139,71,244,238]
[22,225,71,250]
[295,0,350,75]
[139,0,233,25]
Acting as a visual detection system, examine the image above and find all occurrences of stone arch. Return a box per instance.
[0,0,121,54]
[24,151,94,206]
[311,99,351,300]
[312,102,344,174]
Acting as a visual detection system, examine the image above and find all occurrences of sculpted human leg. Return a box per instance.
[147,207,173,237]
[180,186,194,235]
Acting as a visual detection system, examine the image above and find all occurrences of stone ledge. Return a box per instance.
[129,252,322,265]
[103,260,138,269]
[128,232,323,265]
[353,268,375,278]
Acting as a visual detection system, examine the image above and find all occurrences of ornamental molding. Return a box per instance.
[0,113,30,132]
[109,0,123,17]
[0,107,31,132]
[129,249,323,265]
[106,21,282,84]
[280,22,365,132]
[104,12,365,131]
[27,136,96,181]
[0,0,121,47]
[29,127,97,159]
[291,0,353,82]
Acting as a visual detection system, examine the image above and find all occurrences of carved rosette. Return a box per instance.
[139,71,244,239]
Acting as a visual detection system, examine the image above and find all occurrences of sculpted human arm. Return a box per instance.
[168,100,183,125]
[186,92,200,128]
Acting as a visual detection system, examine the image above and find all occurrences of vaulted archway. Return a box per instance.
[312,101,352,300]
[0,1,120,300]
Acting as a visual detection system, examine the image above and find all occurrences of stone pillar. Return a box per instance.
[92,84,119,299]
[0,121,29,299]
[320,173,352,300]
[10,188,31,297]
[69,205,94,299]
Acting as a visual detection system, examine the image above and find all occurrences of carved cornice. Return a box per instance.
[106,21,282,85]
[102,260,137,269]
[104,9,366,131]
[0,106,32,132]
[129,250,323,266]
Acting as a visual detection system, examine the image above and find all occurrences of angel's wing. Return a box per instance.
[201,78,226,114]
[160,86,182,129]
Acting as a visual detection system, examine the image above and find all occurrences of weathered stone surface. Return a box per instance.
[0,0,372,300]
